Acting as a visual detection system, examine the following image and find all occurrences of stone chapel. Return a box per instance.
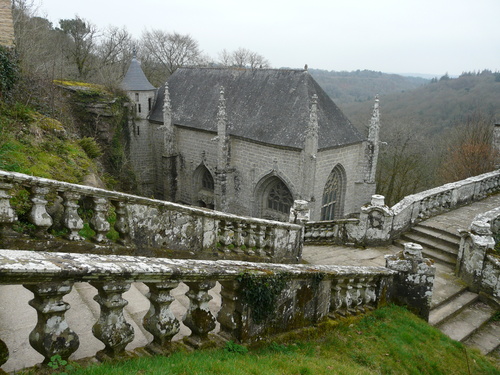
[122,57,380,222]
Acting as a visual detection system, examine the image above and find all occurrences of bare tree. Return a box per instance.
[217,47,270,69]
[92,26,134,87]
[438,112,497,183]
[376,119,437,206]
[12,0,66,76]
[139,29,201,83]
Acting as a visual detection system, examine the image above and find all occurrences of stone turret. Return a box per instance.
[121,52,156,120]
[121,52,157,196]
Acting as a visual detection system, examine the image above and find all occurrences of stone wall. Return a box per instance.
[0,0,14,47]
[315,142,374,219]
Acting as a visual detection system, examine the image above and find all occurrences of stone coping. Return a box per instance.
[0,249,395,284]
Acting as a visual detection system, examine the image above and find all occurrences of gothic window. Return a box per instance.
[138,103,142,113]
[321,165,345,220]
[255,176,293,221]
[194,165,214,209]
[135,93,139,102]
[267,181,293,214]
[201,169,214,190]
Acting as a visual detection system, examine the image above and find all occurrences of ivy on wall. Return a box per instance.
[0,46,19,100]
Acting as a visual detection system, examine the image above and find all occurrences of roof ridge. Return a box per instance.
[178,66,307,73]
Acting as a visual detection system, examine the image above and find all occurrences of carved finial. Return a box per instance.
[306,94,319,138]
[163,83,171,115]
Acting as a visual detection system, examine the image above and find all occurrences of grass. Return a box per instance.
[28,305,498,375]
[0,102,98,183]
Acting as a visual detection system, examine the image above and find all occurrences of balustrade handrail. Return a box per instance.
[0,170,299,229]
[0,249,396,371]
[0,249,394,284]
[304,170,500,246]
[0,170,302,262]
[392,170,500,216]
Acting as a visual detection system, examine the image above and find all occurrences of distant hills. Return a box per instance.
[311,69,500,134]
[309,68,428,106]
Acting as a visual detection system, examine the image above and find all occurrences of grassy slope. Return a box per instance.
[0,101,98,183]
[57,306,499,375]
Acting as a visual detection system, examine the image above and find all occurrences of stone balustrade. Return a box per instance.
[0,249,400,370]
[456,211,500,302]
[304,170,500,246]
[0,170,302,263]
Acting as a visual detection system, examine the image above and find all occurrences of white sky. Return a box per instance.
[37,0,499,76]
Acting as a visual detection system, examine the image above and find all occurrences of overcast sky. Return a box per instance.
[38,0,499,77]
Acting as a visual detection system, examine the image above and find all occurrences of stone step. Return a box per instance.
[464,319,500,356]
[399,231,458,257]
[394,239,456,266]
[415,222,461,241]
[429,291,479,326]
[430,264,468,309]
[411,225,460,248]
[437,302,496,342]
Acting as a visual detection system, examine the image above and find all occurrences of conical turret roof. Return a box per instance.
[121,57,155,91]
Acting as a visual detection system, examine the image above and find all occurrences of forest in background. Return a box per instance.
[2,0,500,207]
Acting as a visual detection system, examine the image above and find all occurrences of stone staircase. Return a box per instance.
[396,223,460,267]
[395,222,500,359]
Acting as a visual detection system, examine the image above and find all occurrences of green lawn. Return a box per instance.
[32,305,499,375]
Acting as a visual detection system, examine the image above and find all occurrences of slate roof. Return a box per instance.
[149,68,364,149]
[121,57,155,91]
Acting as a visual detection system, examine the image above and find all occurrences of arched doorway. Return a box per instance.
[320,164,346,220]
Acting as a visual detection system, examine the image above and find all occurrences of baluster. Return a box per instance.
[247,223,262,255]
[363,277,377,309]
[183,281,216,348]
[61,191,84,241]
[28,186,53,238]
[344,278,354,315]
[353,278,365,312]
[112,200,130,245]
[218,280,243,342]
[0,337,7,368]
[0,182,17,237]
[242,223,255,255]
[264,226,274,258]
[91,281,134,360]
[233,221,244,254]
[219,221,234,253]
[143,281,180,354]
[329,278,344,318]
[24,282,79,364]
[89,197,110,243]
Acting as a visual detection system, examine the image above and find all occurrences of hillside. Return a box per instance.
[339,71,500,134]
[309,68,428,106]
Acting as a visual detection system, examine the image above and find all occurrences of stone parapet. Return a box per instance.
[385,243,436,320]
[457,212,500,303]
[0,249,397,370]
[0,170,302,263]
[304,170,500,246]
